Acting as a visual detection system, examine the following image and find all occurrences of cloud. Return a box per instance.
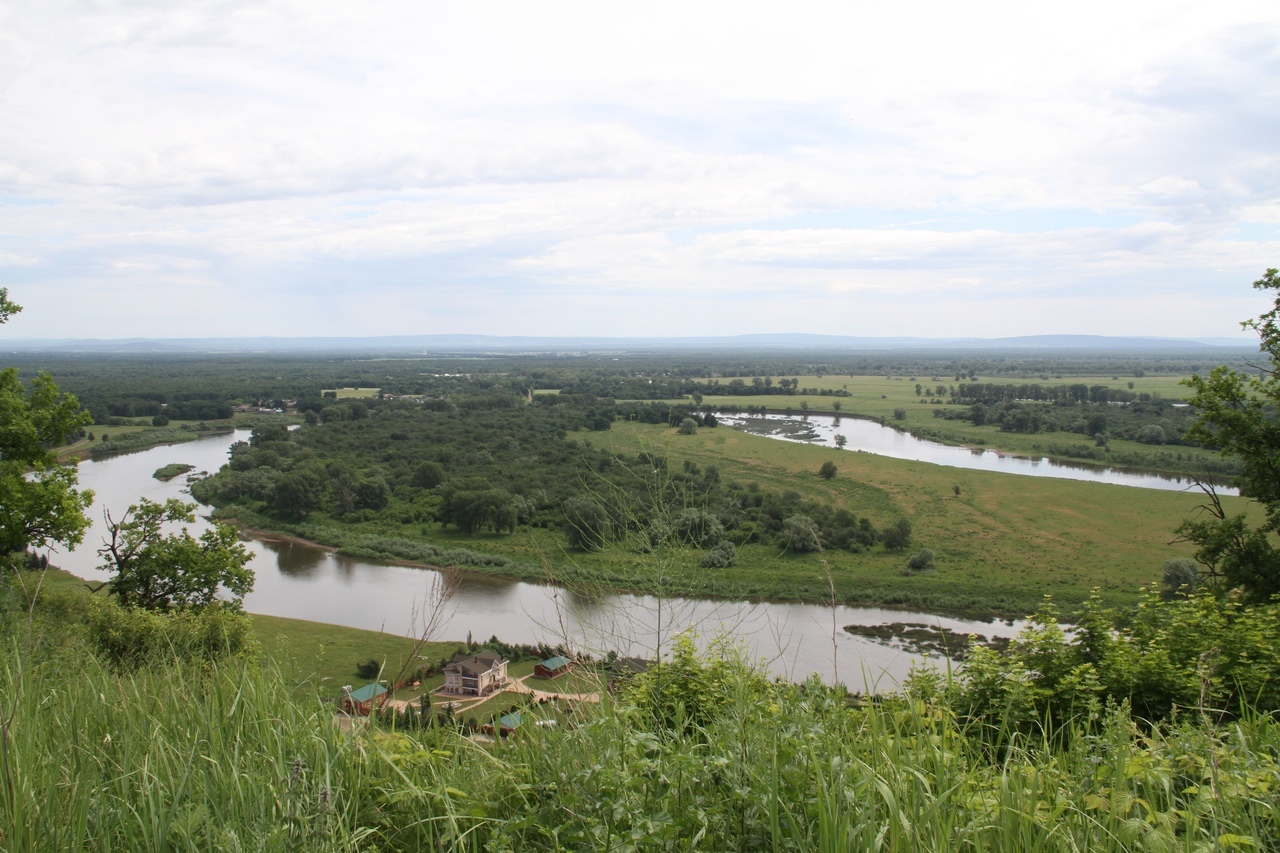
[1,1,1278,339]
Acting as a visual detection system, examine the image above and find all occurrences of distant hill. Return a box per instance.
[0,332,1259,354]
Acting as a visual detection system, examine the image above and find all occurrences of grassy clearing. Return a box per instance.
[323,387,381,398]
[250,614,461,700]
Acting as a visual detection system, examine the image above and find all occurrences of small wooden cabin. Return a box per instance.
[534,656,574,679]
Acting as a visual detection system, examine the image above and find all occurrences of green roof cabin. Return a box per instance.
[534,656,573,679]
[340,682,388,716]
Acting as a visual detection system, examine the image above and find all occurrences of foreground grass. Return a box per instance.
[2,638,1276,852]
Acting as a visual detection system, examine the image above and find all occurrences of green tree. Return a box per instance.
[1177,268,1280,602]
[354,476,391,511]
[818,460,837,480]
[0,308,94,558]
[779,515,823,553]
[412,461,446,489]
[562,496,611,551]
[272,469,325,518]
[0,288,19,324]
[98,498,253,611]
[833,433,847,449]
[881,518,913,552]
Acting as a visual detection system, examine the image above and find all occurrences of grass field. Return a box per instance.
[249,613,462,699]
[324,386,382,398]
[588,419,1254,615]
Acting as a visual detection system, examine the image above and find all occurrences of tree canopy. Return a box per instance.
[1177,268,1280,602]
[0,287,19,325]
[0,291,94,559]
[98,498,254,611]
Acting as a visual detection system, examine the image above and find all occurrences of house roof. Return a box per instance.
[446,651,507,676]
[347,683,387,702]
[499,712,523,729]
[539,656,572,670]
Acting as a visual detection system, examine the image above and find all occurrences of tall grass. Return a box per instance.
[2,633,1276,851]
[0,648,368,852]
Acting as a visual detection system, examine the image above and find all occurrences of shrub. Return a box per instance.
[87,600,259,671]
[700,540,738,568]
[779,515,823,553]
[907,548,936,572]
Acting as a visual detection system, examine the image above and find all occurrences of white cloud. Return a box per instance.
[1,0,1278,339]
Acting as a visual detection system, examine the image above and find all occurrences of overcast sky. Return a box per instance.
[2,1,1278,341]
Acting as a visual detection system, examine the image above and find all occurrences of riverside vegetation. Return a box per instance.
[2,278,1280,850]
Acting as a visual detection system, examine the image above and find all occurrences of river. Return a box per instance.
[718,412,1236,493]
[51,427,1068,691]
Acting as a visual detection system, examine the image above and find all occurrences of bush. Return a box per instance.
[818,461,837,480]
[700,540,738,568]
[356,658,382,679]
[779,515,823,553]
[907,548,936,572]
[87,600,259,671]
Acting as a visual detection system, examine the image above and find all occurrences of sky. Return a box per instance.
[2,1,1279,341]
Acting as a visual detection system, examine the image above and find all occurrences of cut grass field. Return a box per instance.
[249,613,462,701]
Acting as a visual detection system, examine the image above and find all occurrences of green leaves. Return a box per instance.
[99,498,254,611]
[0,368,94,554]
[1178,268,1280,602]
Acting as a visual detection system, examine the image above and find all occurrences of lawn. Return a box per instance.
[251,613,463,700]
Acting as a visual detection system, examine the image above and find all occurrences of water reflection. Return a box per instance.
[260,537,323,577]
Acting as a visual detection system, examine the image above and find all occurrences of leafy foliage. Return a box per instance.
[1177,268,1280,602]
[98,498,254,611]
[925,592,1280,739]
[87,598,259,670]
[0,363,94,557]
